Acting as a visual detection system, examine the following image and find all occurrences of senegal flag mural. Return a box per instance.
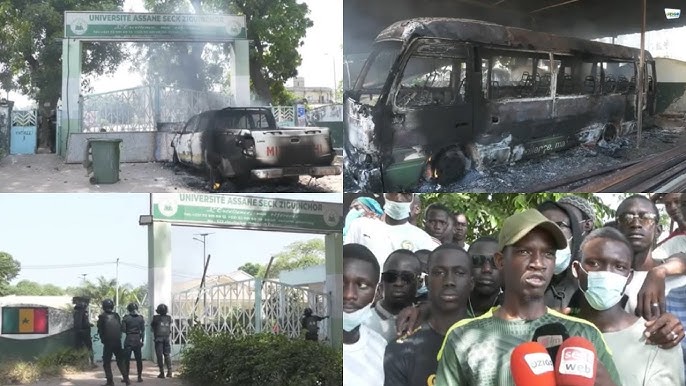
[2,307,49,334]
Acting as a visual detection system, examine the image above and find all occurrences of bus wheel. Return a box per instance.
[432,147,468,186]
[602,123,618,142]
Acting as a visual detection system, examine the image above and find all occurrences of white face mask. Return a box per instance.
[343,303,373,332]
[554,243,572,275]
[384,200,411,220]
[573,263,631,311]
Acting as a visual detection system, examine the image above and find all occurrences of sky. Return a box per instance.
[6,0,343,108]
[0,193,342,289]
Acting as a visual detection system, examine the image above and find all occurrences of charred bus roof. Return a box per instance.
[375,18,653,61]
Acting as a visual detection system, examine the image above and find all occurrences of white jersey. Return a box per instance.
[343,324,387,386]
[344,217,440,266]
[624,270,686,314]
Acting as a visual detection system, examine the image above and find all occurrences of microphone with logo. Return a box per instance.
[510,341,556,386]
[532,322,570,364]
[554,336,597,386]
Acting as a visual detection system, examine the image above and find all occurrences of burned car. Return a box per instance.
[171,107,341,188]
[345,18,657,191]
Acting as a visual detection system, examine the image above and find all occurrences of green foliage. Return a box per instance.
[181,330,342,386]
[138,0,312,104]
[8,280,65,296]
[0,0,127,146]
[258,239,325,279]
[66,276,146,308]
[418,193,615,242]
[0,348,90,384]
[0,251,21,296]
[238,262,262,277]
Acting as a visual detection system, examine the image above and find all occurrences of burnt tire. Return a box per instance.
[433,147,468,186]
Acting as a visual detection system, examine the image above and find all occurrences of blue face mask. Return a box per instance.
[554,243,572,275]
[343,303,373,332]
[573,263,632,311]
[384,200,411,220]
[343,208,364,236]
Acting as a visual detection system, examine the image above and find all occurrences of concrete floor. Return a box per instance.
[0,154,342,193]
[15,362,186,386]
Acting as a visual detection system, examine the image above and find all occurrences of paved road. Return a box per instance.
[15,362,186,386]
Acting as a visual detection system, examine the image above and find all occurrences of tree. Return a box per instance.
[0,252,21,296]
[238,262,262,277]
[67,276,141,309]
[258,239,325,279]
[0,0,128,150]
[8,280,65,296]
[417,193,615,242]
[136,0,312,105]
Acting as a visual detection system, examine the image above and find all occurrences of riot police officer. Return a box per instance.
[151,303,173,378]
[72,296,94,366]
[301,308,328,341]
[122,303,145,383]
[97,299,129,386]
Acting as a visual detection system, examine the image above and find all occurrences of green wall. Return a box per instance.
[315,121,344,149]
[0,329,76,362]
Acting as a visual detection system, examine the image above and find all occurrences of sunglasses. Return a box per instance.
[617,212,657,226]
[471,255,495,267]
[381,270,418,284]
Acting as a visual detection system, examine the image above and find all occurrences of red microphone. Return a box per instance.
[510,341,556,386]
[554,336,597,386]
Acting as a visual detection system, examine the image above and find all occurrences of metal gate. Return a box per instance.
[10,110,37,155]
[171,278,330,347]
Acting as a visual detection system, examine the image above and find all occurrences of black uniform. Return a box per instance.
[97,311,128,385]
[383,323,445,386]
[301,315,326,341]
[74,305,94,358]
[122,312,145,380]
[151,314,173,376]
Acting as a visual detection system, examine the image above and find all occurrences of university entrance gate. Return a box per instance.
[140,193,342,361]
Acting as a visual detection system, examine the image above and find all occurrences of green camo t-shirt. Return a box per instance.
[435,307,621,386]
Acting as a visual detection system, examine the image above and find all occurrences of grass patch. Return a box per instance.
[0,348,92,385]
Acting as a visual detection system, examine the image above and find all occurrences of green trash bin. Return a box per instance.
[84,138,122,184]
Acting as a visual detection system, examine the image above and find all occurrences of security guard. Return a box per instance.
[97,299,129,386]
[122,303,145,383]
[151,303,173,378]
[301,307,329,341]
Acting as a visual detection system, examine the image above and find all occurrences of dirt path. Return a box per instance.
[14,362,186,386]
[0,154,342,192]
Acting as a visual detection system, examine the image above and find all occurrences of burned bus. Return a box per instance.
[344,18,657,191]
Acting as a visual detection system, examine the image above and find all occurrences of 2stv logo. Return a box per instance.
[665,8,681,20]
[558,347,595,379]
[523,352,554,375]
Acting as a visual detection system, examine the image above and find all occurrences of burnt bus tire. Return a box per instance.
[433,147,468,186]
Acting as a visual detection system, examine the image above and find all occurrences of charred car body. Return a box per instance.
[171,107,341,187]
[345,18,657,191]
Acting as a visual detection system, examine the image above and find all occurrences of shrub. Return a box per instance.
[180,329,342,386]
[0,348,91,385]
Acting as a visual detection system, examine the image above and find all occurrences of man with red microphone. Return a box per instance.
[435,208,621,386]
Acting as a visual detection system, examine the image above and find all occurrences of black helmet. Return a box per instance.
[304,308,313,316]
[102,299,114,311]
[127,303,138,313]
[156,304,168,315]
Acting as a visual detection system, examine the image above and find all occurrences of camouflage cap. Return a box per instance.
[498,208,568,251]
[558,195,595,221]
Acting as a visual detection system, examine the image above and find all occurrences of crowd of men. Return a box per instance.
[343,193,686,386]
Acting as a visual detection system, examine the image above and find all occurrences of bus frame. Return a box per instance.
[344,18,657,191]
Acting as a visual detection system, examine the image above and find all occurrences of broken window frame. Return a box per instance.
[353,41,403,107]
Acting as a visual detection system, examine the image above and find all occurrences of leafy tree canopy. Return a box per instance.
[258,239,324,279]
[0,252,21,296]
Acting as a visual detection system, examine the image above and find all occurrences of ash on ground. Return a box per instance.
[345,116,686,193]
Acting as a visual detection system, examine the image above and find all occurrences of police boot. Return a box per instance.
[157,372,165,379]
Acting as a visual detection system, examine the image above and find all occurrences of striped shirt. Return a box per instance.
[344,324,387,386]
[435,307,621,386]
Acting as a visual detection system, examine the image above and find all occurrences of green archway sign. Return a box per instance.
[144,193,343,351]
[151,193,343,234]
